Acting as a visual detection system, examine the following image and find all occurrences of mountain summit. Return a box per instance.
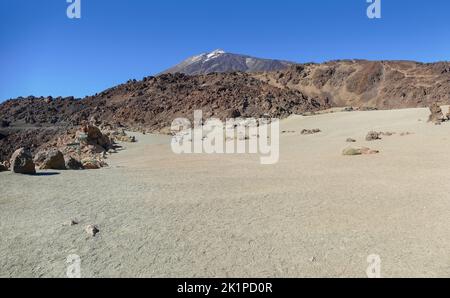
[161,49,293,75]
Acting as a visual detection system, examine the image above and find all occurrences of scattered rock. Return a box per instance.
[380,131,396,136]
[343,147,379,156]
[63,219,79,226]
[400,132,413,136]
[301,129,321,135]
[346,138,356,143]
[428,103,445,124]
[342,147,362,156]
[359,147,380,155]
[359,107,378,111]
[0,162,8,172]
[85,225,99,237]
[366,131,381,141]
[81,159,107,170]
[37,149,66,170]
[115,135,136,143]
[9,148,36,174]
[82,160,101,170]
[65,157,84,170]
[343,107,354,112]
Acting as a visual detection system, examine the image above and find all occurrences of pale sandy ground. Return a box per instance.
[2,107,450,278]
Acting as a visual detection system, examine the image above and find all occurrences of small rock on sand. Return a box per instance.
[63,220,79,226]
[85,225,99,237]
[346,138,356,143]
[343,147,379,156]
[366,131,381,141]
[301,129,321,135]
[380,132,396,136]
[81,159,107,170]
[400,132,413,136]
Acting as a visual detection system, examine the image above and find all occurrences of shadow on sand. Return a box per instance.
[31,172,61,177]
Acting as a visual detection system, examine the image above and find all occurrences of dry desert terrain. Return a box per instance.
[1,107,450,277]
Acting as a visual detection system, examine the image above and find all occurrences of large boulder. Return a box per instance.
[10,148,36,174]
[39,150,66,170]
[428,103,444,124]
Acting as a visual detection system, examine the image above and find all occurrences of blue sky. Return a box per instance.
[1,0,449,101]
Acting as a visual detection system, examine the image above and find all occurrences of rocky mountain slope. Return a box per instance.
[161,49,293,75]
[257,60,450,109]
[0,72,325,161]
[1,58,450,162]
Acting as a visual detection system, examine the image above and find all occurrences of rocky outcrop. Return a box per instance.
[10,148,36,174]
[260,61,450,109]
[428,103,445,124]
[79,123,112,150]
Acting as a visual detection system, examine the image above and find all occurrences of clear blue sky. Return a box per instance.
[1,0,449,101]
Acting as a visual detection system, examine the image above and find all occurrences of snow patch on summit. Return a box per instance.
[205,49,226,62]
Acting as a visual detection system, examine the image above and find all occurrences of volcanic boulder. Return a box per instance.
[79,123,112,150]
[38,150,66,170]
[10,148,36,174]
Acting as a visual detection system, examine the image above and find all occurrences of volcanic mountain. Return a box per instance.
[161,49,294,75]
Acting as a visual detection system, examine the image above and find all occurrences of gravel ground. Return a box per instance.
[1,108,450,277]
